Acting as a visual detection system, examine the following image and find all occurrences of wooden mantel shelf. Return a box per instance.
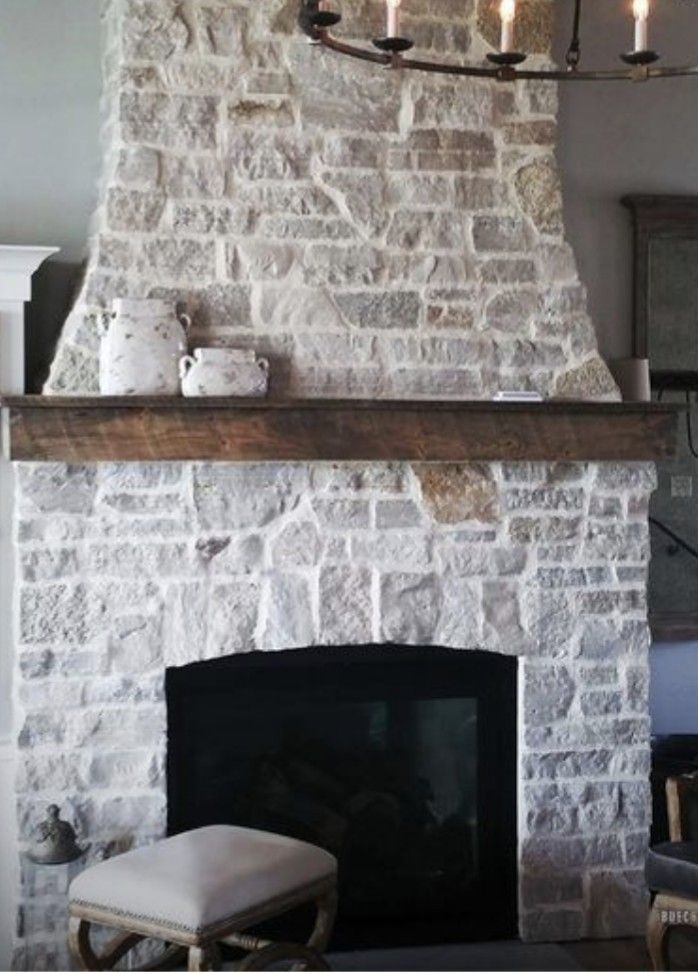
[0,396,681,463]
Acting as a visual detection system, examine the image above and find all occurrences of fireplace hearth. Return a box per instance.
[166,645,517,949]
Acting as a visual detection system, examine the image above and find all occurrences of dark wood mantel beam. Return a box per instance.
[0,396,681,463]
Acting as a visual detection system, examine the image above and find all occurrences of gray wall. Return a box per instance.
[651,642,698,735]
[556,0,698,359]
[0,0,101,260]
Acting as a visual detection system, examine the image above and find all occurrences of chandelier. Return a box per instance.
[298,0,698,82]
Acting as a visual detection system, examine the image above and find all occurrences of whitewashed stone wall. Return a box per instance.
[46,0,616,400]
[12,0,657,968]
[13,459,656,967]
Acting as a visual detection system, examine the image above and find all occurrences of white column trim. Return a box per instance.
[0,245,58,973]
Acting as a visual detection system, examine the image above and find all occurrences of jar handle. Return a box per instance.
[179,355,195,381]
[96,311,113,338]
[257,357,270,374]
[178,311,192,333]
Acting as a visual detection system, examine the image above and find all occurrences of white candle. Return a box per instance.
[633,0,649,51]
[386,0,400,38]
[499,0,516,54]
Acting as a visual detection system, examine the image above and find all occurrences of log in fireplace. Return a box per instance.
[166,645,517,950]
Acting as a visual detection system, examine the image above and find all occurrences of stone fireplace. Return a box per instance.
[166,645,519,949]
[11,0,657,968]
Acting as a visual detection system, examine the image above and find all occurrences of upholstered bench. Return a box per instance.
[68,825,338,971]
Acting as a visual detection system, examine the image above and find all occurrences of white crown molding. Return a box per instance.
[0,245,59,303]
[0,245,59,396]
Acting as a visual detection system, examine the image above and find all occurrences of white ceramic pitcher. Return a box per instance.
[99,299,191,395]
[179,347,270,397]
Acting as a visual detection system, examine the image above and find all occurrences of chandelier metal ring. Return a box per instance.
[299,0,698,83]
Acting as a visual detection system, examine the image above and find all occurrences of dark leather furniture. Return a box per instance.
[646,773,698,970]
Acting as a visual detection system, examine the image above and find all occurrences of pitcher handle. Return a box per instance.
[257,357,270,374]
[179,355,195,381]
[178,311,192,333]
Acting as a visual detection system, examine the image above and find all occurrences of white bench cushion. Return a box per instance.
[69,825,337,936]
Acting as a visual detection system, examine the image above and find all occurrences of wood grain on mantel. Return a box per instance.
[0,396,681,463]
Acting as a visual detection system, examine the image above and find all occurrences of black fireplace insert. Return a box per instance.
[166,645,518,949]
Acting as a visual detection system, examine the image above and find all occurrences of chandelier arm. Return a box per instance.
[565,0,582,69]
[318,33,391,66]
[317,31,698,82]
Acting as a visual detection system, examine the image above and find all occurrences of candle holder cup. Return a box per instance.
[487,51,527,66]
[621,49,659,65]
[311,9,341,28]
[372,36,414,53]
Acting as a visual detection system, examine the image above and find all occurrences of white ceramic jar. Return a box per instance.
[99,299,190,396]
[179,348,270,398]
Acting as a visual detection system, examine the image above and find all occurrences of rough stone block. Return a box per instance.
[486,290,540,332]
[304,246,384,288]
[116,147,161,192]
[555,357,619,401]
[387,211,468,250]
[380,572,441,643]
[121,93,219,150]
[312,499,371,530]
[197,4,248,56]
[124,0,190,59]
[228,130,311,180]
[21,548,78,583]
[263,573,315,648]
[353,534,433,570]
[412,80,492,129]
[473,215,528,252]
[319,566,372,643]
[515,159,562,233]
[18,465,96,516]
[320,170,388,238]
[68,708,164,749]
[415,463,498,524]
[194,464,307,529]
[271,521,322,567]
[140,237,216,282]
[20,585,91,645]
[334,292,420,330]
[235,240,300,280]
[291,43,401,133]
[162,154,225,198]
[389,368,480,398]
[524,664,575,726]
[375,500,423,529]
[587,870,648,938]
[207,580,260,654]
[228,98,294,128]
[173,201,252,235]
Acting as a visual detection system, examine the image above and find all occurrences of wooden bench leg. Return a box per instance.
[69,917,145,971]
[188,944,221,972]
[307,888,338,954]
[647,892,698,972]
[648,895,671,971]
